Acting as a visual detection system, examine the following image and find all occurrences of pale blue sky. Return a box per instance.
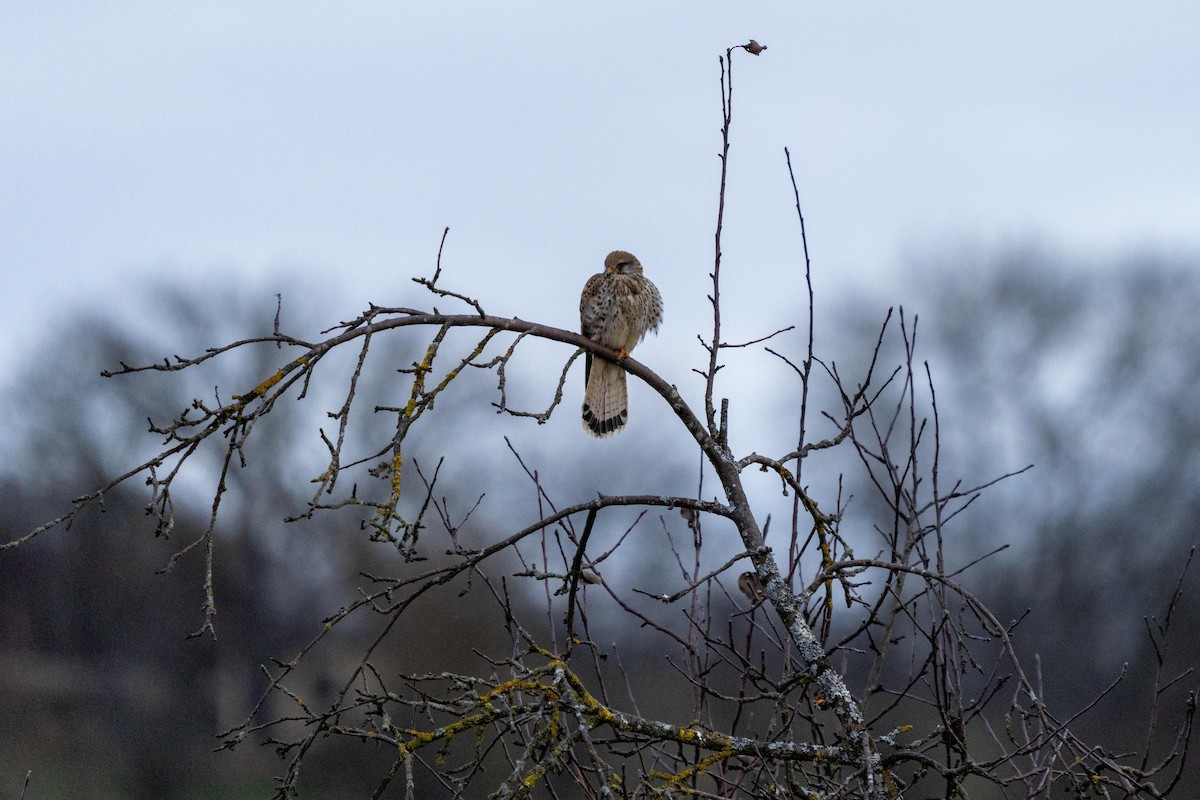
[3,3,1199,377]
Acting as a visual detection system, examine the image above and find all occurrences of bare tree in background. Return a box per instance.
[5,47,1195,800]
[829,246,1200,792]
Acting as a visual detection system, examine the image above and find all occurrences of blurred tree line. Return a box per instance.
[1,245,1196,798]
[835,245,1200,767]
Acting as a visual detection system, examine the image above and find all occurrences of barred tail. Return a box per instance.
[582,359,628,437]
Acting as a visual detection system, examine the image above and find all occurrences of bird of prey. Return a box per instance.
[579,250,663,437]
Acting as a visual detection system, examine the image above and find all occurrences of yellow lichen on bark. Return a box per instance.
[390,449,403,498]
[650,745,734,788]
[234,369,285,402]
[479,678,556,705]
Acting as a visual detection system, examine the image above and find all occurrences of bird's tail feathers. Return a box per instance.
[582,359,628,437]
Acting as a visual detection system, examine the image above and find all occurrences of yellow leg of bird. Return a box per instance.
[616,347,630,360]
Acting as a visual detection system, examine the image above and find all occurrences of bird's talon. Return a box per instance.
[617,347,630,361]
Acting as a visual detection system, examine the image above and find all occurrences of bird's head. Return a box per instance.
[604,250,643,276]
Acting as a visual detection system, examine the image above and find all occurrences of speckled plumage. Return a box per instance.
[579,250,663,437]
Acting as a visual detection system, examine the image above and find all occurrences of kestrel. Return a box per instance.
[579,250,663,437]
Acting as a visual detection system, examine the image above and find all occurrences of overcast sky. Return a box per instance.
[3,3,1199,379]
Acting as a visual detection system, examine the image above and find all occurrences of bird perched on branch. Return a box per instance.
[743,39,767,55]
[579,250,663,437]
